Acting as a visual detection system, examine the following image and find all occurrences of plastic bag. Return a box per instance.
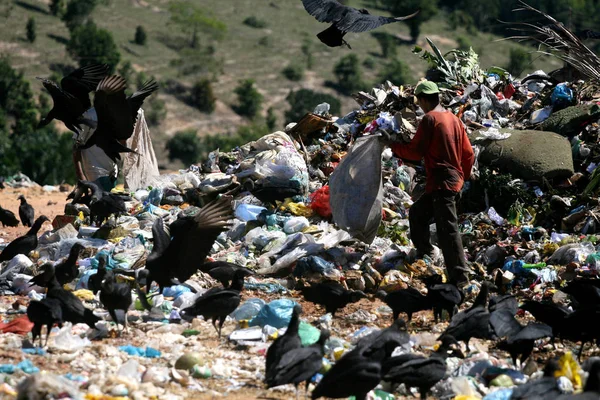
[551,84,574,107]
[329,136,384,244]
[310,185,332,218]
[249,299,298,329]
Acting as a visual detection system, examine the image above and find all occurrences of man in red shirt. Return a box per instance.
[390,81,475,287]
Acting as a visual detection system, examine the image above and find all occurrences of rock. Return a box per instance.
[174,352,205,371]
[17,373,84,400]
[473,129,574,180]
[541,104,600,137]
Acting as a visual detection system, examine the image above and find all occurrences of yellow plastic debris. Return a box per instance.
[85,395,129,400]
[556,352,582,390]
[287,202,314,217]
[453,396,480,400]
[72,289,95,301]
[333,347,345,361]
[543,242,559,256]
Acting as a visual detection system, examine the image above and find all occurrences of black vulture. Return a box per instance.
[144,217,174,294]
[265,304,303,381]
[27,298,63,347]
[0,204,19,227]
[299,281,366,317]
[37,64,109,133]
[351,318,410,362]
[88,254,108,295]
[81,75,158,161]
[180,269,245,338]
[45,264,99,329]
[100,270,133,335]
[375,288,430,322]
[520,300,571,341]
[29,263,56,288]
[54,243,86,286]
[423,274,463,322]
[74,180,127,225]
[301,0,419,48]
[266,329,330,398]
[17,195,35,227]
[0,215,49,262]
[200,261,255,288]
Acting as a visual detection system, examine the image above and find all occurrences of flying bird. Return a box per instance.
[301,0,419,48]
[0,203,19,227]
[37,64,109,133]
[17,195,35,227]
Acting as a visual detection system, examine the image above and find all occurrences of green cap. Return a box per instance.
[414,80,440,95]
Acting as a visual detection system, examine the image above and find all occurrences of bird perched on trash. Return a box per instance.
[100,270,133,335]
[438,281,496,351]
[491,308,553,365]
[72,180,126,225]
[376,287,430,323]
[243,179,304,208]
[37,64,109,133]
[299,281,366,317]
[200,261,255,288]
[266,329,330,398]
[79,75,158,161]
[29,263,56,288]
[562,278,600,307]
[17,195,34,227]
[519,300,571,342]
[351,318,410,363]
[54,243,86,286]
[510,358,563,400]
[0,215,49,262]
[45,264,99,329]
[312,348,382,400]
[88,254,108,295]
[265,304,303,380]
[423,274,463,322]
[301,0,419,49]
[145,196,233,294]
[27,298,63,347]
[0,203,19,228]
[180,269,245,338]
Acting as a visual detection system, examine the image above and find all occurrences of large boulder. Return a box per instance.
[472,129,574,180]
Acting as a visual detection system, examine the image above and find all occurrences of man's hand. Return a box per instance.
[377,129,394,146]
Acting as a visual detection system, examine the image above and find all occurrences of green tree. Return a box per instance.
[26,17,36,43]
[167,130,201,166]
[266,107,277,131]
[301,38,314,69]
[234,79,263,118]
[62,0,98,31]
[168,1,227,48]
[134,25,147,45]
[190,79,216,113]
[282,64,304,81]
[199,123,269,158]
[243,16,267,28]
[49,0,66,17]
[378,59,411,85]
[285,89,341,123]
[333,54,363,95]
[372,32,397,58]
[67,21,120,73]
[384,0,436,43]
[145,95,167,126]
[506,47,532,77]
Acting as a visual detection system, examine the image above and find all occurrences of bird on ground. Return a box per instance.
[73,180,126,225]
[100,270,133,335]
[375,287,431,323]
[54,243,86,286]
[180,269,245,338]
[88,254,108,295]
[200,261,255,288]
[80,75,158,161]
[559,306,600,361]
[29,263,56,288]
[351,318,410,363]
[510,359,562,400]
[266,329,330,399]
[37,64,109,133]
[562,278,600,307]
[27,298,63,347]
[299,281,366,317]
[66,181,93,206]
[519,300,571,341]
[243,179,304,207]
[0,204,19,227]
[491,308,553,365]
[0,215,49,262]
[301,0,419,49]
[439,281,496,351]
[265,304,303,380]
[45,264,99,329]
[17,195,34,227]
[311,349,382,400]
[423,274,463,322]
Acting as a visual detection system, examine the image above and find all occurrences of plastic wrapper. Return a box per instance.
[249,299,298,329]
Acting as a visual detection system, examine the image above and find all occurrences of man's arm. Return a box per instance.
[460,128,475,181]
[389,115,432,162]
[73,147,86,181]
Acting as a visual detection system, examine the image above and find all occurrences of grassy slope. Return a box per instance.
[2,0,561,168]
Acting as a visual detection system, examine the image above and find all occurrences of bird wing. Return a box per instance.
[40,79,85,116]
[0,235,34,262]
[170,196,233,283]
[431,284,462,304]
[508,323,553,343]
[489,295,518,313]
[301,0,348,24]
[490,308,523,338]
[150,218,170,256]
[61,64,109,109]
[127,80,159,120]
[93,75,132,141]
[384,357,446,384]
[183,289,240,318]
[268,347,321,387]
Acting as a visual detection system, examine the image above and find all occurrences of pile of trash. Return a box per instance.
[4,37,600,399]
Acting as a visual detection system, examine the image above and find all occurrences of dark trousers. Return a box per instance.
[409,189,469,285]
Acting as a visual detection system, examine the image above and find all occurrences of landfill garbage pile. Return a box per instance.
[5,38,600,400]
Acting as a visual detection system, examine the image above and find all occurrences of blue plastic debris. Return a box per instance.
[119,345,161,358]
[250,299,298,329]
[22,347,46,355]
[162,285,192,299]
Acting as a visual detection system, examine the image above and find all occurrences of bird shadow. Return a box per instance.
[121,44,140,57]
[15,0,48,15]
[47,33,69,46]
